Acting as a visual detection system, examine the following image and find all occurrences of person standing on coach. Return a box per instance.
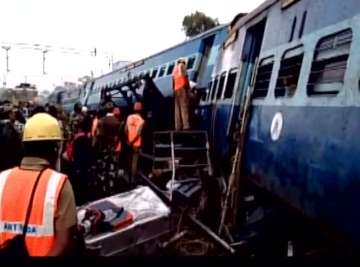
[172,57,191,131]
[0,113,77,256]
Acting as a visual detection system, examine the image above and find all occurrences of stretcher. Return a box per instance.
[78,186,171,256]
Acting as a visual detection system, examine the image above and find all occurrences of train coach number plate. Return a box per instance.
[270,112,283,141]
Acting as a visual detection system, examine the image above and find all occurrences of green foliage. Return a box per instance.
[182,11,220,38]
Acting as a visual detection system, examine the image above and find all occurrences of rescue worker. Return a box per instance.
[0,113,77,256]
[125,102,145,185]
[94,103,123,198]
[91,110,100,147]
[172,57,191,130]
[112,107,124,154]
[96,102,122,154]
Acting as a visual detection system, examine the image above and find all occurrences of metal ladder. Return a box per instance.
[151,130,213,201]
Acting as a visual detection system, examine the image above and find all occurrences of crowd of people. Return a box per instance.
[0,56,197,206]
[0,99,145,206]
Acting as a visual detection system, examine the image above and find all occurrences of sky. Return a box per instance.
[0,0,265,92]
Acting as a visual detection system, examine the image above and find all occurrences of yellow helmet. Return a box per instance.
[23,113,62,142]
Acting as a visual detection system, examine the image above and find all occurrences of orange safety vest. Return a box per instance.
[172,63,189,91]
[0,168,67,256]
[126,114,144,148]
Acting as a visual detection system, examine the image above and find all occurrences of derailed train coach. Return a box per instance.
[83,24,229,125]
[203,0,360,248]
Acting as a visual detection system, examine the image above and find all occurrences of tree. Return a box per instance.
[182,11,220,38]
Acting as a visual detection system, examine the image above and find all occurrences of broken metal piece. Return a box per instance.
[230,240,247,247]
[159,230,188,248]
[224,225,234,243]
[188,215,235,254]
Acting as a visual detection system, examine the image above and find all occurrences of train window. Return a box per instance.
[216,72,226,100]
[275,46,304,98]
[253,56,275,99]
[187,56,196,70]
[307,29,352,96]
[151,68,158,79]
[167,62,175,75]
[210,77,219,101]
[158,65,166,77]
[224,68,238,99]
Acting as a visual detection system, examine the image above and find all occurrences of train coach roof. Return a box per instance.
[94,24,229,82]
[125,24,229,66]
[230,0,278,33]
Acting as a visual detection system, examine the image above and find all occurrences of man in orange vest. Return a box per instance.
[172,57,191,130]
[0,113,77,256]
[125,102,145,185]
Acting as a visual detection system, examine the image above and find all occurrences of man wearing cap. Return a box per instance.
[172,57,191,130]
[0,113,78,256]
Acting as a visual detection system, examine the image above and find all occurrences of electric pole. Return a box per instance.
[42,49,48,75]
[2,46,11,72]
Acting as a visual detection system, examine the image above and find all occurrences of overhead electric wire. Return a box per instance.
[0,41,112,58]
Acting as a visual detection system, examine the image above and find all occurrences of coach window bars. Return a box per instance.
[204,81,213,102]
[210,76,219,102]
[253,56,275,99]
[167,62,175,76]
[275,45,304,98]
[187,56,196,70]
[307,28,353,96]
[224,68,238,99]
[216,72,226,100]
[158,65,166,78]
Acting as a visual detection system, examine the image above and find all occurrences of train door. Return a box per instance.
[211,19,267,177]
[236,19,267,117]
[195,35,215,85]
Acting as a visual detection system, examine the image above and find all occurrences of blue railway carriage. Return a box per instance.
[213,0,360,248]
[84,25,228,114]
[47,84,86,113]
